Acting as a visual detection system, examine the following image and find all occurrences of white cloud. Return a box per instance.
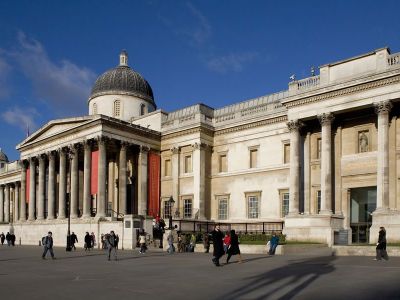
[2,106,39,133]
[207,52,259,74]
[10,32,96,116]
[185,2,212,45]
[0,56,11,99]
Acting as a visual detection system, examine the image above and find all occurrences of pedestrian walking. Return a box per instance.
[211,224,224,267]
[203,232,210,253]
[0,232,5,245]
[139,231,147,254]
[6,232,11,246]
[10,233,15,246]
[70,232,78,250]
[268,232,279,255]
[167,231,175,254]
[375,226,389,261]
[115,234,119,249]
[106,231,118,261]
[223,232,231,254]
[189,233,196,252]
[90,232,96,249]
[84,232,92,251]
[42,231,55,259]
[226,230,242,264]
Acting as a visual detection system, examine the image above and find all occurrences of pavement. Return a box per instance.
[0,245,400,300]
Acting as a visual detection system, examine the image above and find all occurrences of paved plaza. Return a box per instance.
[0,245,400,300]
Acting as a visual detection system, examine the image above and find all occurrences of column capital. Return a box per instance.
[19,159,28,169]
[170,146,180,154]
[318,113,334,126]
[96,136,109,146]
[120,141,129,150]
[46,150,57,159]
[374,100,392,115]
[139,145,150,153]
[191,142,209,150]
[287,120,304,132]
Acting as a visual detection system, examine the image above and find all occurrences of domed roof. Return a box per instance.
[0,148,8,163]
[89,51,155,106]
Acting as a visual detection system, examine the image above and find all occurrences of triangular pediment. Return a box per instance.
[18,116,97,148]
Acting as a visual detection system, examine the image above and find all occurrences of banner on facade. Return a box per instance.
[147,151,160,217]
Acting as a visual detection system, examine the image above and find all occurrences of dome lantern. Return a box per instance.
[119,50,128,66]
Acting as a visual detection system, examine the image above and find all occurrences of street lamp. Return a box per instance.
[168,196,175,229]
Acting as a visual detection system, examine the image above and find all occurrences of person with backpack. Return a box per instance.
[42,231,55,259]
[106,230,118,261]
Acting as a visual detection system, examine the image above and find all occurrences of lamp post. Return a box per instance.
[168,196,175,229]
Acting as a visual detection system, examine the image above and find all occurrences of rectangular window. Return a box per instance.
[219,154,227,173]
[284,144,290,164]
[248,196,259,219]
[164,200,172,218]
[282,192,289,217]
[164,159,171,177]
[250,149,258,168]
[218,198,228,220]
[183,199,192,218]
[317,190,321,213]
[184,155,192,173]
[317,138,322,159]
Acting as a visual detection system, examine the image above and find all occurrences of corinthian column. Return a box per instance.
[14,183,19,222]
[28,157,36,221]
[375,101,392,211]
[47,152,56,220]
[97,137,107,218]
[318,113,334,214]
[37,155,46,220]
[70,145,79,218]
[0,185,4,222]
[118,142,128,215]
[4,184,10,223]
[20,161,27,221]
[82,141,92,218]
[58,149,67,219]
[287,120,303,215]
[137,145,149,216]
[192,142,206,219]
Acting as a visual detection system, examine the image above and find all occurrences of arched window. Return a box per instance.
[114,100,121,117]
[93,103,97,115]
[140,103,146,116]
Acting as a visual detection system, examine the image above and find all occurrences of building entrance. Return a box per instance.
[350,187,376,244]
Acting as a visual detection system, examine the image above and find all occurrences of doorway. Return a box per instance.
[350,187,376,244]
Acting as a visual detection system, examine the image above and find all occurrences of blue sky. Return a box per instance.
[1,0,400,161]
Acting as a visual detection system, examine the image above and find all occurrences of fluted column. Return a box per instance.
[118,142,128,215]
[28,157,36,221]
[171,147,180,206]
[58,149,67,219]
[37,155,46,220]
[4,185,9,223]
[14,183,19,222]
[193,142,206,219]
[47,152,56,220]
[0,185,4,222]
[287,120,303,215]
[82,141,92,218]
[137,145,149,216]
[20,161,27,221]
[318,113,334,214]
[375,101,392,211]
[97,137,107,218]
[70,145,79,218]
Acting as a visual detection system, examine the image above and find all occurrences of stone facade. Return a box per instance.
[1,48,400,247]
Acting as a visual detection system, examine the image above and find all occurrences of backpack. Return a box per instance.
[42,236,46,245]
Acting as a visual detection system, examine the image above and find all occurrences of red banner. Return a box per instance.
[91,150,99,195]
[147,151,160,217]
[26,167,30,203]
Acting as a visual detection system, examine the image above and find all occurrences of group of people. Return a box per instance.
[0,232,16,246]
[210,225,242,267]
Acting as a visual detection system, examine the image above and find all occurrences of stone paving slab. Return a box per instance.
[0,245,400,300]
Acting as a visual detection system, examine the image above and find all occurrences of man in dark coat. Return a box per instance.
[211,225,224,266]
[106,231,118,261]
[375,226,389,261]
[42,231,55,259]
[84,232,92,251]
[5,232,11,246]
[0,232,5,245]
[70,232,78,251]
[226,230,242,264]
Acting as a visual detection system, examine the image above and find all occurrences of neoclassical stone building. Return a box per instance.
[1,47,400,246]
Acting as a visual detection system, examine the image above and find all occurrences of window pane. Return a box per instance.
[282,193,289,217]
[248,196,259,219]
[164,201,172,218]
[218,198,228,220]
[184,199,192,218]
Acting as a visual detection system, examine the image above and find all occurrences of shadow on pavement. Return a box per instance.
[217,256,336,300]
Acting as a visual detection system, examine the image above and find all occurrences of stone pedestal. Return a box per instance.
[283,214,344,246]
[122,215,142,250]
[370,211,400,243]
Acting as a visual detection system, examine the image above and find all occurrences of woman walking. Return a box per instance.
[226,230,242,264]
[375,226,389,261]
[211,224,224,267]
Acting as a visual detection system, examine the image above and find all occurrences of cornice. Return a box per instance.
[161,126,214,141]
[284,74,400,108]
